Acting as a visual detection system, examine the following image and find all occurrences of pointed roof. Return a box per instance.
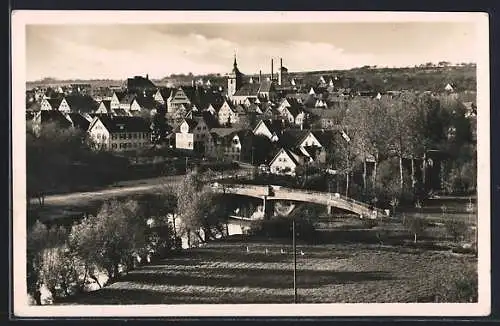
[230,54,243,77]
[65,112,91,131]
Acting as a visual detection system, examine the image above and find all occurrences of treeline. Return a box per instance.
[322,92,476,208]
[27,170,232,304]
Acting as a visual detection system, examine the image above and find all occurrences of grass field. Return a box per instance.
[60,235,477,305]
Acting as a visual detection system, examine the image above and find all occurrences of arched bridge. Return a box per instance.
[209,183,388,219]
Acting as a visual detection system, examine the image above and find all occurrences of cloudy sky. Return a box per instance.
[26,22,478,81]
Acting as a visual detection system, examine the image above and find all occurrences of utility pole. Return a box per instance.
[292,218,297,304]
[185,156,188,173]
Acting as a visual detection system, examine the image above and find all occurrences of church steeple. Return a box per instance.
[228,52,243,99]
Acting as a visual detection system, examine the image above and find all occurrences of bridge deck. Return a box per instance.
[210,183,387,218]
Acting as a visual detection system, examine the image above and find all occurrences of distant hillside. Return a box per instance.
[27,64,476,93]
[289,64,476,93]
[26,79,126,89]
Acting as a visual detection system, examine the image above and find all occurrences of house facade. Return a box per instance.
[40,97,71,113]
[175,118,213,155]
[217,100,240,126]
[87,116,151,151]
[269,148,304,176]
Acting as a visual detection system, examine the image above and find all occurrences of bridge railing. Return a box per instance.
[213,182,387,216]
[270,186,386,215]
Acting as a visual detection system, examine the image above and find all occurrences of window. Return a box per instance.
[119,143,123,149]
[133,133,137,139]
[112,134,117,140]
[127,133,131,139]
[120,133,125,139]
[112,144,117,149]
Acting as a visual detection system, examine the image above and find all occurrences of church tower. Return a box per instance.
[227,55,243,98]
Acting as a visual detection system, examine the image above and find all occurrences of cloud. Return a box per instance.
[25,23,478,80]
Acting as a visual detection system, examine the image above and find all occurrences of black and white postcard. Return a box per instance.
[11,10,490,317]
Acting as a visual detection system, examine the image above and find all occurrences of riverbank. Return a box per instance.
[56,236,477,304]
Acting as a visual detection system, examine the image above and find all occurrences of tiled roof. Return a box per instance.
[120,94,137,105]
[135,96,158,110]
[261,119,286,135]
[95,115,151,133]
[99,100,112,112]
[279,129,310,149]
[306,108,338,119]
[201,111,220,129]
[234,83,260,97]
[284,104,304,118]
[258,80,272,93]
[36,110,72,128]
[65,95,99,113]
[210,127,243,138]
[47,98,63,109]
[127,76,156,90]
[113,108,130,116]
[65,112,91,131]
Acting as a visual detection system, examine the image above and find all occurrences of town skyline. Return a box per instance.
[26,22,478,82]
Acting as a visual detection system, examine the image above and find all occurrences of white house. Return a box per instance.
[252,119,281,142]
[167,87,193,114]
[175,118,212,155]
[40,97,71,113]
[269,148,305,176]
[87,115,151,151]
[444,83,454,92]
[217,100,240,126]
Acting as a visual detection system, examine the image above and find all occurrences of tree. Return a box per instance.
[403,216,426,243]
[173,170,230,246]
[444,219,469,243]
[27,221,69,304]
[68,199,147,284]
[27,221,49,305]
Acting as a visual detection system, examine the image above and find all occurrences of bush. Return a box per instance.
[444,219,469,242]
[361,218,379,229]
[433,270,478,302]
[249,216,317,243]
[403,216,426,243]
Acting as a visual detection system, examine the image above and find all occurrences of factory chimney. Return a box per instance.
[259,70,262,83]
[271,58,274,82]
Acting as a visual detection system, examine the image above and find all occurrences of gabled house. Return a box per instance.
[281,104,305,127]
[64,95,99,114]
[119,94,141,112]
[64,112,92,132]
[40,97,71,113]
[444,83,455,92]
[87,115,151,151]
[153,88,173,105]
[167,87,193,115]
[279,129,326,164]
[217,100,240,126]
[252,119,285,142]
[110,91,124,110]
[278,97,302,114]
[96,100,113,114]
[31,110,73,136]
[212,129,254,162]
[268,148,308,176]
[307,108,339,129]
[175,117,213,155]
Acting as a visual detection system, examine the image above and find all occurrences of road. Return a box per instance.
[29,169,253,209]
